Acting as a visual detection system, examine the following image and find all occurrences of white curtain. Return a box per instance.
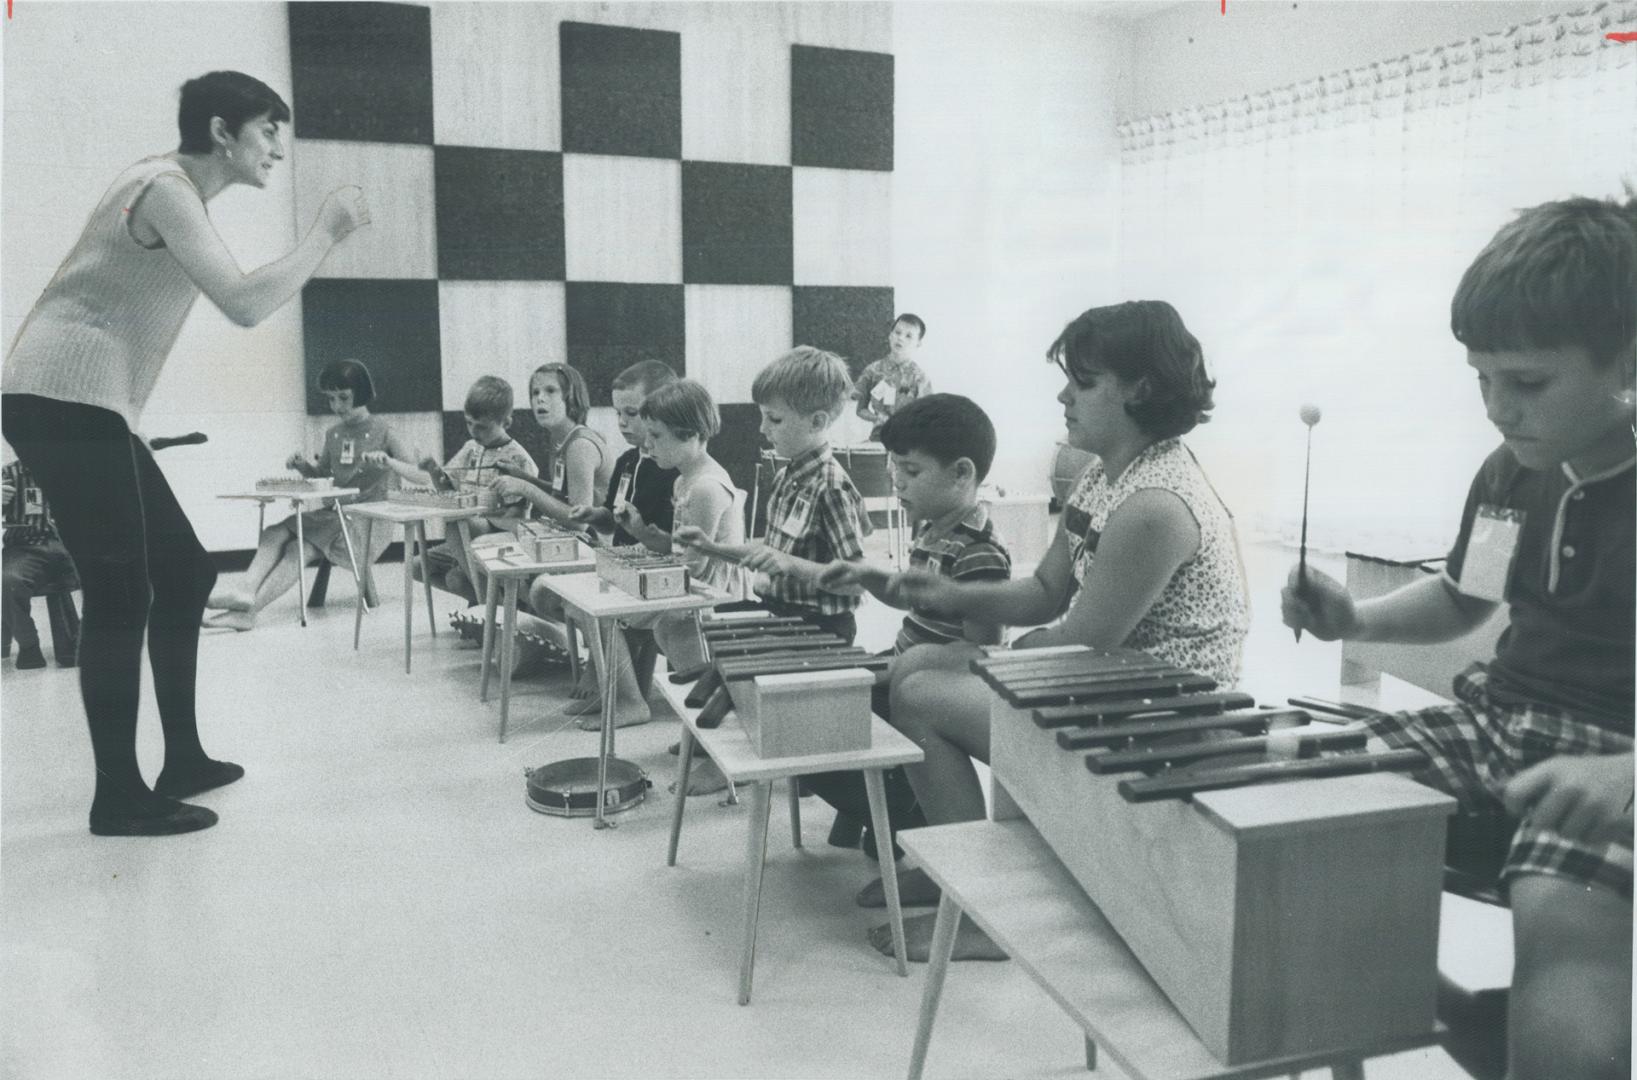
[1116,1,1637,559]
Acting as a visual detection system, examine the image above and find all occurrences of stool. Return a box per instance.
[3,583,80,664]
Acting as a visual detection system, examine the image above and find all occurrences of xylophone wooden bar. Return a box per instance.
[1004,673,1220,709]
[1033,689,1253,730]
[1056,708,1289,750]
[1085,724,1364,774]
[682,633,844,706]
[1117,748,1428,803]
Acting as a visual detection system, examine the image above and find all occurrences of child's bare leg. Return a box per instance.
[569,621,650,727]
[210,523,294,609]
[1507,872,1632,1080]
[890,669,991,825]
[206,540,319,631]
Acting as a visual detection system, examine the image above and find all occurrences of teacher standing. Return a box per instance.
[1,72,369,836]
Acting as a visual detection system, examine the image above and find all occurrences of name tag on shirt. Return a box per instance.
[871,381,897,408]
[1457,505,1523,602]
[339,439,356,466]
[551,458,566,491]
[614,467,634,509]
[778,494,813,539]
[23,486,43,516]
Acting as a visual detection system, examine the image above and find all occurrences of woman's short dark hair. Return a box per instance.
[178,72,291,154]
[317,358,376,407]
[531,363,591,425]
[1047,301,1215,439]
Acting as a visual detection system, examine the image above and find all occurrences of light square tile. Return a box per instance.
[292,140,436,279]
[681,19,789,166]
[793,166,892,286]
[684,285,793,406]
[437,281,567,411]
[430,2,560,151]
[562,154,682,283]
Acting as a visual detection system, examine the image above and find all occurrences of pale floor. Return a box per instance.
[0,539,1481,1080]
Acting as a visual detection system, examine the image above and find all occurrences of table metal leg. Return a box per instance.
[668,726,695,867]
[566,616,581,685]
[907,893,962,1080]
[865,768,908,976]
[479,572,500,704]
[594,617,618,830]
[402,525,415,674]
[418,522,438,636]
[788,783,802,848]
[294,504,308,628]
[334,502,369,614]
[738,780,773,1005]
[1330,1062,1365,1080]
[1085,1037,1097,1071]
[498,578,519,743]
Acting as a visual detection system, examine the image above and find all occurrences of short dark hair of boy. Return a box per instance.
[880,393,995,482]
[317,358,376,408]
[751,346,853,417]
[177,71,291,155]
[641,379,721,441]
[895,313,927,340]
[611,359,679,397]
[531,363,591,424]
[465,375,514,422]
[1048,300,1216,440]
[1452,192,1637,368]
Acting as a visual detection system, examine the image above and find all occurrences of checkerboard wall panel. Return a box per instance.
[289,3,434,144]
[291,2,892,498]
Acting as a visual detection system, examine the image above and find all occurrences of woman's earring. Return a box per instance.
[224,146,234,161]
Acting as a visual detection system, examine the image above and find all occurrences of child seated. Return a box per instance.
[669,346,871,794]
[526,360,679,721]
[2,451,79,667]
[882,301,1250,962]
[810,393,1012,886]
[380,374,537,604]
[590,379,745,729]
[493,363,612,530]
[1282,193,1634,1080]
[205,359,412,631]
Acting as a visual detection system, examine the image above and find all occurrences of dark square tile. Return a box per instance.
[681,162,793,286]
[711,402,771,532]
[560,21,682,159]
[791,45,893,172]
[434,146,565,280]
[564,283,686,405]
[302,279,442,414]
[792,286,895,379]
[290,2,434,144]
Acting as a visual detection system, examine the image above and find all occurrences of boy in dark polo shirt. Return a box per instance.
[1283,193,1635,1080]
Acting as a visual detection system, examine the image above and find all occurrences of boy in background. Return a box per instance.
[1283,193,1634,1080]
[854,314,931,442]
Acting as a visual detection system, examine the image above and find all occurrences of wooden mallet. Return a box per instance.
[1295,403,1322,642]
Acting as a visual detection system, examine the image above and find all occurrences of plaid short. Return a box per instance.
[1366,664,1634,900]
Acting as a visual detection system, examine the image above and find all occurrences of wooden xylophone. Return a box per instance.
[670,614,888,730]
[595,545,690,599]
[509,519,582,563]
[388,486,496,511]
[255,475,334,493]
[973,645,1455,1065]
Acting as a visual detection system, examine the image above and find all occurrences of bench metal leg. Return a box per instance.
[738,780,773,1005]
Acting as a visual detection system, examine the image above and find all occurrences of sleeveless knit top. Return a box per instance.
[3,158,203,430]
[672,458,746,595]
[544,424,614,503]
[1063,438,1251,685]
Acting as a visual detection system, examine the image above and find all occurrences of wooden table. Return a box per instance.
[901,819,1443,1080]
[341,501,485,671]
[471,539,596,742]
[534,572,724,828]
[655,671,924,1005]
[217,487,362,628]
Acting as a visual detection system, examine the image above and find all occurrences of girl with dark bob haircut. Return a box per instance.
[1048,300,1216,439]
[1,72,369,838]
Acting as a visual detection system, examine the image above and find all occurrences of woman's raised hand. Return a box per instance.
[319,186,370,244]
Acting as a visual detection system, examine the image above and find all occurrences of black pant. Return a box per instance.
[803,675,926,847]
[2,395,216,808]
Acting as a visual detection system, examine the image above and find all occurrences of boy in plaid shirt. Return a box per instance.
[1283,193,1634,1080]
[714,346,872,644]
[2,455,78,668]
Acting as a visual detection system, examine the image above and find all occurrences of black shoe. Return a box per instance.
[153,759,245,799]
[828,813,864,850]
[57,651,77,669]
[862,827,907,864]
[15,644,45,670]
[90,799,217,837]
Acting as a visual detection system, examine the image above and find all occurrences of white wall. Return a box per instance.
[891,3,1130,497]
[1125,0,1594,120]
[3,2,310,552]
